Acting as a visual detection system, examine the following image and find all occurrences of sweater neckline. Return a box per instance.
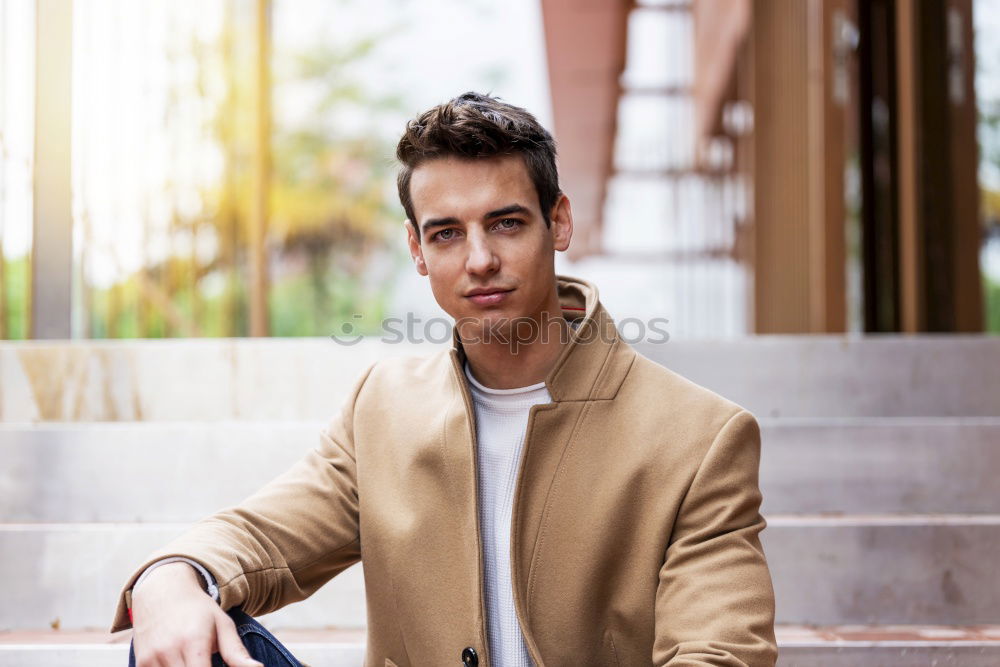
[461,318,580,398]
[463,360,548,396]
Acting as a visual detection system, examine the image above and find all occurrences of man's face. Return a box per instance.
[405,154,573,340]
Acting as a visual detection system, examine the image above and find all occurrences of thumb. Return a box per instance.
[214,611,263,667]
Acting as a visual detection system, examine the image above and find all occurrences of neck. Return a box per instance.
[460,304,571,390]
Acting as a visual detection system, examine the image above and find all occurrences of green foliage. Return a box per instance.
[1,255,29,339]
[983,185,1000,228]
[269,267,390,338]
[986,273,1000,334]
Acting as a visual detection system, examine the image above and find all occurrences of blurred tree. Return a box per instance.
[198,2,406,337]
[268,30,407,336]
[83,1,408,339]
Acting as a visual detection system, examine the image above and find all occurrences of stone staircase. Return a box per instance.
[1,336,998,665]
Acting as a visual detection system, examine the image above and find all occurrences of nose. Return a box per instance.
[465,229,499,276]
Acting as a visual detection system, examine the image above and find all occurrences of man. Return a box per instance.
[113,92,777,666]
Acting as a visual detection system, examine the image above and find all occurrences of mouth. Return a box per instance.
[464,287,514,306]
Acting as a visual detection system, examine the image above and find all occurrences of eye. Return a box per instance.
[494,218,522,231]
[433,228,457,242]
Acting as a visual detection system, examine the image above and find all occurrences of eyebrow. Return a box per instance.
[420,203,532,237]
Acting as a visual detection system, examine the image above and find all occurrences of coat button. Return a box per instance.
[461,646,479,666]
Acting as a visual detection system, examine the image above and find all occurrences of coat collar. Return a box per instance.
[449,274,636,402]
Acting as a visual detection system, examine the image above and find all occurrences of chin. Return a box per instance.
[453,310,517,343]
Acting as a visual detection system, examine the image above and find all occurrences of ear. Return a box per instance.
[406,219,428,276]
[549,194,573,252]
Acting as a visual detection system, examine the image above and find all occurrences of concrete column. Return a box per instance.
[30,0,73,339]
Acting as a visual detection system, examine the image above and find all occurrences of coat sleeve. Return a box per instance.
[110,361,376,633]
[652,409,778,666]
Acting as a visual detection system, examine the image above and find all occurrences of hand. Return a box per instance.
[130,562,263,667]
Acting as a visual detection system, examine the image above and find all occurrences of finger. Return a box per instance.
[214,612,263,667]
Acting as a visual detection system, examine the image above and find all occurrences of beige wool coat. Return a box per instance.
[112,275,777,666]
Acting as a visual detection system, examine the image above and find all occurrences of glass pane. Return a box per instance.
[0,1,35,339]
[975,0,1000,333]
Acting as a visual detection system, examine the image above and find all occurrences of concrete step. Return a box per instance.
[0,524,366,632]
[3,336,998,421]
[3,418,998,523]
[1,626,998,666]
[0,628,365,667]
[775,624,1000,666]
[2,517,998,630]
[635,334,1000,418]
[0,338,440,423]
[763,515,1000,626]
[758,417,1000,514]
[0,422,321,523]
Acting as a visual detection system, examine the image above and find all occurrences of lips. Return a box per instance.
[465,287,512,297]
[465,287,514,306]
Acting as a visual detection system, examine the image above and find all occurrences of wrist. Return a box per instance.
[130,559,220,611]
[141,561,201,586]
[128,561,215,625]
[134,558,219,600]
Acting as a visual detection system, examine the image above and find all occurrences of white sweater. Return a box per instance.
[463,361,551,667]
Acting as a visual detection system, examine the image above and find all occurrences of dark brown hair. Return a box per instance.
[396,92,560,238]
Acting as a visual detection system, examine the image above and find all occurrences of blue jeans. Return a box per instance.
[128,606,303,667]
